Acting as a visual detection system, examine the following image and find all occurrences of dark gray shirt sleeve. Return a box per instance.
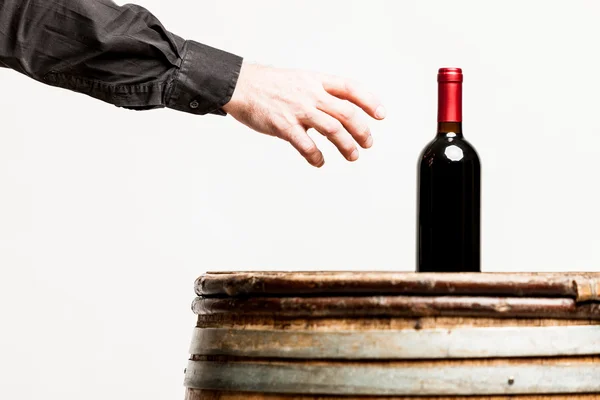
[0,0,243,115]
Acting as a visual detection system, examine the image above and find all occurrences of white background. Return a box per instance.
[1,0,599,399]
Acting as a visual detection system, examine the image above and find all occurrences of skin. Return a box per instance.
[222,62,387,167]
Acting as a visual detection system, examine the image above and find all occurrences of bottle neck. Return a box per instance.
[437,121,463,138]
[438,80,462,123]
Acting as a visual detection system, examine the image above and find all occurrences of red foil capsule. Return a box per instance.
[438,67,463,122]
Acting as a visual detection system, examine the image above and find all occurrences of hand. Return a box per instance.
[222,62,386,167]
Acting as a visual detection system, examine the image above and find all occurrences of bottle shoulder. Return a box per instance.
[419,136,480,164]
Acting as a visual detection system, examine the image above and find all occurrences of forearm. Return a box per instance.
[0,0,242,115]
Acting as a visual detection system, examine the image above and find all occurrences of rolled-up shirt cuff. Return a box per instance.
[167,40,243,116]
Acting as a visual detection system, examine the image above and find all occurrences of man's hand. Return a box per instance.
[222,63,386,167]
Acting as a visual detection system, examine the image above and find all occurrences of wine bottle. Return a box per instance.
[417,68,481,272]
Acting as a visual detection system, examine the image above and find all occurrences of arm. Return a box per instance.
[0,0,241,115]
[0,0,386,167]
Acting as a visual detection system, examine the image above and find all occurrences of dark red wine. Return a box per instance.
[417,68,481,272]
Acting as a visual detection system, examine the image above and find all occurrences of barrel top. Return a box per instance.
[196,271,600,302]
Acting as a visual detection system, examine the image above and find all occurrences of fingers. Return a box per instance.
[304,111,359,162]
[322,75,386,120]
[286,124,325,168]
[316,95,373,150]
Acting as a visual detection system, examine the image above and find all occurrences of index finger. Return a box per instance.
[321,75,386,120]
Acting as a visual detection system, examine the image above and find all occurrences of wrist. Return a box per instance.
[222,61,249,114]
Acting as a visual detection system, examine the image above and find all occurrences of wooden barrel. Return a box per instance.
[183,272,600,399]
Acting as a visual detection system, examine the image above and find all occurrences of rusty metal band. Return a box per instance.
[188,325,600,359]
[183,360,600,396]
[185,389,600,400]
[192,296,600,319]
[196,272,600,302]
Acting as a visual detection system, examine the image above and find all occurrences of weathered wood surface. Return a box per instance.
[196,272,600,302]
[184,272,600,399]
[186,389,600,400]
[193,295,600,319]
